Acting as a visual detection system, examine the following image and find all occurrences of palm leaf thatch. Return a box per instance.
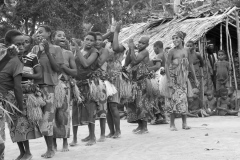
[119,14,227,59]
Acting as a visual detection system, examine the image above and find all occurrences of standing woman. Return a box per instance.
[52,30,77,152]
[70,32,99,146]
[186,41,204,98]
[33,25,64,158]
[0,30,24,160]
[94,32,109,142]
[165,31,199,131]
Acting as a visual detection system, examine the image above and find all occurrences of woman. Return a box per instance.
[0,30,24,160]
[186,41,204,99]
[70,32,99,146]
[165,31,199,131]
[33,25,64,158]
[94,32,109,142]
[52,30,77,152]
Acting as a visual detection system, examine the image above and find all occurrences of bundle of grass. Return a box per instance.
[104,80,118,97]
[53,80,66,109]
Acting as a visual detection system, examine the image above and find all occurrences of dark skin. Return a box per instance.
[52,31,77,152]
[104,21,122,138]
[70,35,98,147]
[165,35,199,131]
[36,26,63,158]
[95,35,110,142]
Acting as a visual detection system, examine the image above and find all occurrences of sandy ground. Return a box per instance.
[4,116,240,160]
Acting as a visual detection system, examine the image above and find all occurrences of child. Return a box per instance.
[214,50,231,92]
[187,89,209,117]
[228,87,237,110]
[217,88,238,116]
[205,90,217,116]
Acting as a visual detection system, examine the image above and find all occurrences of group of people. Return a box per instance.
[0,20,238,160]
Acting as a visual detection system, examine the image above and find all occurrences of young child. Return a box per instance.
[214,50,231,92]
[217,88,238,116]
[187,88,209,117]
[204,90,217,116]
[228,87,237,110]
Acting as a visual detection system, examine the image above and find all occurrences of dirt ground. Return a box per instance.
[4,116,240,160]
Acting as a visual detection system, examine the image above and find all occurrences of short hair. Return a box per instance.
[218,50,226,55]
[154,41,163,49]
[187,40,194,45]
[38,25,52,39]
[4,30,22,45]
[85,31,97,41]
[23,34,33,44]
[165,47,171,50]
[95,32,103,38]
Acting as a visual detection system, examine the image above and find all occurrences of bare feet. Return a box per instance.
[15,153,25,160]
[42,150,55,158]
[106,133,114,138]
[132,127,141,134]
[61,145,69,152]
[97,136,106,142]
[81,136,90,142]
[69,140,78,147]
[53,143,57,152]
[20,153,32,160]
[182,124,191,130]
[112,131,121,139]
[136,129,149,134]
[170,125,178,131]
[85,139,96,146]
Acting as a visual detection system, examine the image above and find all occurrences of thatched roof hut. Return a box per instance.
[118,7,239,59]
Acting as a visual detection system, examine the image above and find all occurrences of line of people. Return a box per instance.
[2,20,231,160]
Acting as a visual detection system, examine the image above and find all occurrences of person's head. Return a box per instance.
[228,87,235,97]
[70,38,82,53]
[153,41,163,54]
[186,40,195,52]
[218,50,226,61]
[219,88,228,100]
[172,31,186,48]
[36,25,52,42]
[23,35,33,53]
[4,30,24,54]
[138,36,149,51]
[95,32,103,50]
[84,32,96,49]
[205,90,214,100]
[53,30,67,48]
[192,88,199,98]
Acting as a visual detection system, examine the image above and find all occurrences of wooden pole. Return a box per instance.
[226,17,232,86]
[235,10,240,76]
[220,23,223,50]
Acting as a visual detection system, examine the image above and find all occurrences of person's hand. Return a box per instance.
[110,22,117,32]
[115,21,122,33]
[128,39,134,48]
[42,39,49,53]
[7,45,19,57]
[195,79,199,87]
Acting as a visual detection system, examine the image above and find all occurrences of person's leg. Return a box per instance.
[0,143,4,160]
[133,120,142,133]
[81,125,91,142]
[21,140,32,160]
[69,126,78,146]
[53,138,57,151]
[16,142,25,160]
[62,138,69,152]
[106,103,115,138]
[42,136,55,158]
[109,103,121,138]
[182,114,191,130]
[98,118,106,142]
[139,120,148,134]
[86,123,96,146]
[170,113,177,131]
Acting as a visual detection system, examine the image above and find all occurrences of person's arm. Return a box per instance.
[166,49,173,82]
[22,56,42,79]
[112,21,125,53]
[188,49,198,86]
[61,51,77,77]
[43,41,62,72]
[148,61,161,72]
[197,53,204,78]
[102,31,113,41]
[97,48,109,67]
[23,66,42,79]
[123,50,131,67]
[76,48,98,68]
[13,74,23,111]
[217,99,228,111]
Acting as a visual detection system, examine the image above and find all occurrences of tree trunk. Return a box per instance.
[30,15,37,36]
[24,18,28,35]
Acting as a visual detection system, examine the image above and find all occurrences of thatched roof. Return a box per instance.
[119,14,228,59]
[119,7,240,59]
